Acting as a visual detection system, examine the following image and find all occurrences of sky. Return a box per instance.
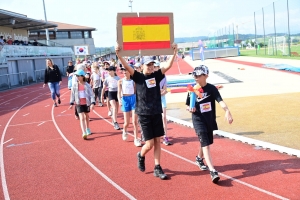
[1,0,299,47]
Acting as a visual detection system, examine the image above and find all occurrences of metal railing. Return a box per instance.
[35,69,45,83]
[0,72,29,90]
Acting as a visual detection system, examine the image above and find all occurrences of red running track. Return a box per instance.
[0,78,299,199]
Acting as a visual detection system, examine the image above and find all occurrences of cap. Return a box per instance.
[75,69,86,76]
[103,61,110,65]
[142,56,155,65]
[107,66,116,71]
[154,60,160,67]
[120,67,126,71]
[134,63,141,68]
[192,65,209,76]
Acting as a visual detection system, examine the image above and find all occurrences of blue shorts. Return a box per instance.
[121,94,136,112]
[161,95,167,108]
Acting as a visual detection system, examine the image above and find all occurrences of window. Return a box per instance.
[30,32,38,35]
[84,31,90,38]
[39,31,46,35]
[70,31,83,39]
[56,32,69,39]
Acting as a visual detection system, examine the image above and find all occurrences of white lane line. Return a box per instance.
[22,113,30,117]
[23,97,28,99]
[0,88,44,106]
[9,120,52,127]
[52,92,136,200]
[37,122,46,126]
[3,139,13,145]
[1,93,47,200]
[93,110,289,200]
[45,105,50,107]
[4,103,10,105]
[61,110,66,114]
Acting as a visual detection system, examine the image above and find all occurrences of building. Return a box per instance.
[29,21,96,55]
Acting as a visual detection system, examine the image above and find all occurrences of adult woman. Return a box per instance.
[43,58,62,107]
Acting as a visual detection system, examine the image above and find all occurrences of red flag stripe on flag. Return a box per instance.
[123,41,170,50]
[122,17,169,25]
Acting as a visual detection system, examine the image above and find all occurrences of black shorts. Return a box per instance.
[192,114,213,147]
[76,105,90,114]
[138,114,164,141]
[104,90,108,99]
[108,91,118,102]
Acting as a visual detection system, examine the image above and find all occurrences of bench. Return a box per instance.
[291,52,299,56]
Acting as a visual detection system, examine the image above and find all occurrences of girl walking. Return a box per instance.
[69,69,95,139]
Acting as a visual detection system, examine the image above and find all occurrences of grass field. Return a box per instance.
[240,44,300,60]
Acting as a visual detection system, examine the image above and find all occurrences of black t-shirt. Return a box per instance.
[186,83,223,131]
[44,65,62,84]
[66,65,74,74]
[131,69,165,115]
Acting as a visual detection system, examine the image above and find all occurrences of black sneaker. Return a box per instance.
[195,156,208,171]
[154,165,167,180]
[54,103,58,107]
[210,170,220,184]
[137,152,145,172]
[114,122,120,130]
[58,98,61,104]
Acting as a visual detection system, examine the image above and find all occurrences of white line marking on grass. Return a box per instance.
[22,113,29,117]
[1,93,47,200]
[3,139,13,145]
[51,92,136,200]
[93,110,289,200]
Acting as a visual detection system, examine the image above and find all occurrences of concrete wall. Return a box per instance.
[0,56,71,90]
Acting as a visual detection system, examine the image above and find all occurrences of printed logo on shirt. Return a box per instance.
[196,94,210,102]
[200,102,212,113]
[145,78,156,88]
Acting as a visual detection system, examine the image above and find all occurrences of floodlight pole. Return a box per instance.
[129,0,133,12]
[42,0,50,46]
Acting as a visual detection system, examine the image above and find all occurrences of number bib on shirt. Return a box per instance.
[145,78,156,88]
[200,102,212,113]
[79,90,86,98]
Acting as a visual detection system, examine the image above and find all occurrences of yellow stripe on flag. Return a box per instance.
[122,25,170,42]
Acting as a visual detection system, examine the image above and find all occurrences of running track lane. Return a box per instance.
[53,90,297,199]
[216,58,300,76]
[1,83,131,199]
[165,58,194,75]
[1,80,300,199]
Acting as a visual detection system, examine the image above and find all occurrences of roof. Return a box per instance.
[0,9,57,30]
[46,21,96,31]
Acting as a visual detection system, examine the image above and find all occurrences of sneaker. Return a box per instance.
[58,98,61,104]
[108,111,112,116]
[114,122,120,130]
[195,156,208,171]
[86,128,91,135]
[82,133,87,140]
[154,165,167,180]
[163,136,172,146]
[54,103,58,107]
[98,102,103,107]
[134,139,142,147]
[122,130,127,141]
[137,152,145,172]
[210,170,220,183]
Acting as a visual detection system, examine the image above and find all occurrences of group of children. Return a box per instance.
[68,43,233,184]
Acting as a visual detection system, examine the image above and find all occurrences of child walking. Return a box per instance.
[186,65,233,183]
[69,69,95,139]
[90,63,102,106]
[101,66,121,130]
[117,67,141,147]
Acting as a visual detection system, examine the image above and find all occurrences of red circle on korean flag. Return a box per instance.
[79,48,84,52]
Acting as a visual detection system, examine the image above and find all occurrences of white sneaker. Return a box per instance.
[134,139,142,147]
[108,111,112,116]
[122,130,127,141]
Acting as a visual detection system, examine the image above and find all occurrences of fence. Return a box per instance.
[0,72,29,90]
[205,0,300,57]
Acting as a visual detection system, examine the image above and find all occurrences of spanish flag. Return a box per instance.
[122,16,171,50]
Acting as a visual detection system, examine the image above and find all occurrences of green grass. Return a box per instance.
[240,44,300,60]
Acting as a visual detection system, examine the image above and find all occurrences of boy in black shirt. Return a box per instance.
[186,65,233,183]
[116,44,178,180]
